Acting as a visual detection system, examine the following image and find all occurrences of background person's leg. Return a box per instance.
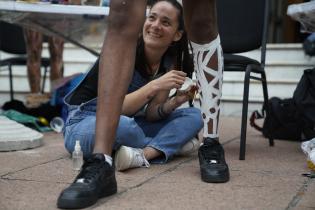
[94,0,148,155]
[24,29,43,93]
[182,0,229,183]
[48,36,64,90]
[190,38,223,138]
[57,1,148,208]
[182,0,222,138]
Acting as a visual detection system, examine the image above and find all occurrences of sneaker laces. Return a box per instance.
[131,149,150,168]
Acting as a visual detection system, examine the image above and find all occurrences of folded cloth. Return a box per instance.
[1,110,51,132]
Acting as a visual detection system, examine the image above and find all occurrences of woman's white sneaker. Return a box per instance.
[115,146,150,171]
[176,138,200,156]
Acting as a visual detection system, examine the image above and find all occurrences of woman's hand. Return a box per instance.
[172,90,190,106]
[150,70,187,92]
[169,84,198,107]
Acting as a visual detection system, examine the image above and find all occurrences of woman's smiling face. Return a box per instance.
[143,1,182,50]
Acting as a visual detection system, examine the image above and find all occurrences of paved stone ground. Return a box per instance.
[0,116,314,210]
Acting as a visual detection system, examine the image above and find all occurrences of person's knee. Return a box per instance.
[64,136,76,154]
[116,115,136,138]
[108,1,145,35]
[186,107,204,131]
[183,1,218,42]
[188,19,216,43]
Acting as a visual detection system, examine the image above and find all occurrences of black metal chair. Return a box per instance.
[0,21,50,101]
[217,0,273,160]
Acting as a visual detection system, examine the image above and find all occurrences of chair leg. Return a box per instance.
[239,67,251,160]
[261,71,274,147]
[9,65,14,101]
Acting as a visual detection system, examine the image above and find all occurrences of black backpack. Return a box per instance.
[250,68,315,141]
[293,69,315,139]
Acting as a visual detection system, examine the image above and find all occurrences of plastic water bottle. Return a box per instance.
[72,140,83,171]
[50,117,64,133]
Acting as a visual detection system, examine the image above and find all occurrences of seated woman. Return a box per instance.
[63,0,203,171]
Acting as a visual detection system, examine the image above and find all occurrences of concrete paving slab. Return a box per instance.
[293,178,315,209]
[225,133,306,174]
[98,159,305,210]
[92,130,309,210]
[0,116,313,210]
[216,116,243,142]
[0,179,62,210]
[0,132,66,176]
[3,153,195,190]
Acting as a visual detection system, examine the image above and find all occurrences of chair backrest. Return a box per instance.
[0,21,26,55]
[217,0,269,54]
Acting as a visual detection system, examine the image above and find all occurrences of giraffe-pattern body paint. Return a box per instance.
[191,35,223,138]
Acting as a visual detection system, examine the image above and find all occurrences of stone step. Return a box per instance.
[0,43,311,116]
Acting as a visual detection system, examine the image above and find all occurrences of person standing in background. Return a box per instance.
[182,0,229,183]
[23,29,64,94]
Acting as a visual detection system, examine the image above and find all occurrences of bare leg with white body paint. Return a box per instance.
[183,0,229,183]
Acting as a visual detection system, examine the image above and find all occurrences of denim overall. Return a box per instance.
[63,63,203,163]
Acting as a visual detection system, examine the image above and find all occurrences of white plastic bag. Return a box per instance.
[301,138,315,168]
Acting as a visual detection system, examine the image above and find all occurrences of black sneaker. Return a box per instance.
[198,138,230,183]
[57,153,117,209]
